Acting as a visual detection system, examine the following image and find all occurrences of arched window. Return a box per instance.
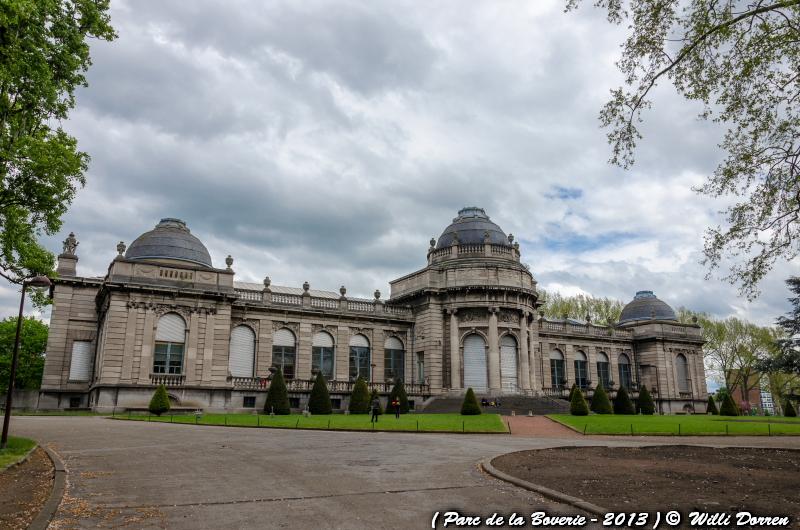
[272,328,296,379]
[384,336,405,381]
[154,313,186,374]
[312,331,335,380]
[574,350,588,389]
[229,325,255,378]
[596,352,610,389]
[463,334,488,393]
[500,335,518,392]
[676,354,690,393]
[549,349,565,389]
[349,334,370,381]
[618,353,632,390]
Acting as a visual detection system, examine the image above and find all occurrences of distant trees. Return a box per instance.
[539,290,624,325]
[0,317,48,393]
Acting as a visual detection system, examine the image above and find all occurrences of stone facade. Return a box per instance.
[39,210,708,413]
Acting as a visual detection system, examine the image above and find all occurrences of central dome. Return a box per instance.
[435,207,510,249]
[125,218,213,268]
[619,291,677,324]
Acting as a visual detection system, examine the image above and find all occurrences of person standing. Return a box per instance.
[371,396,381,423]
[392,397,400,419]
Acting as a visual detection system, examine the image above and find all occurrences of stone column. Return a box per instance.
[518,311,531,391]
[487,307,501,392]
[449,308,460,390]
[528,317,539,392]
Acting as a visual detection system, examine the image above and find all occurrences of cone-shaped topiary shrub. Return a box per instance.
[590,384,613,414]
[387,380,410,413]
[461,387,481,415]
[637,385,655,415]
[348,376,370,414]
[149,384,171,416]
[784,400,797,417]
[308,372,332,415]
[368,389,383,415]
[567,383,577,402]
[570,386,589,416]
[264,369,291,415]
[719,391,739,416]
[706,395,718,415]
[613,386,635,415]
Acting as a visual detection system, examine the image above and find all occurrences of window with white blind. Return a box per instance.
[229,325,255,378]
[312,331,334,380]
[154,313,186,374]
[272,328,296,379]
[69,340,92,382]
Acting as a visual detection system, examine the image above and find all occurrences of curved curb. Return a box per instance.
[480,457,608,516]
[29,446,67,530]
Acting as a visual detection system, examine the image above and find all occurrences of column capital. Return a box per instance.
[488,306,500,314]
[446,307,458,316]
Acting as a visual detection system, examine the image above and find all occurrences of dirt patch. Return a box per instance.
[0,447,54,529]
[493,446,800,521]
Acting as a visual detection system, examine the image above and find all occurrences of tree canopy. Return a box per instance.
[0,0,115,290]
[567,0,800,298]
[539,289,624,325]
[0,316,47,393]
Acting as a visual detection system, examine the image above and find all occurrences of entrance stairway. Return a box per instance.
[421,395,569,416]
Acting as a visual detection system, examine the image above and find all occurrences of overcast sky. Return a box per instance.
[3,0,798,326]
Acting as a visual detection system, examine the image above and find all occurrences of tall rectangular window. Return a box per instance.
[384,349,405,381]
[69,340,92,382]
[272,346,296,379]
[574,360,588,389]
[416,352,425,383]
[154,342,184,374]
[596,362,610,388]
[550,359,565,389]
[312,346,334,380]
[349,346,370,381]
[618,363,632,389]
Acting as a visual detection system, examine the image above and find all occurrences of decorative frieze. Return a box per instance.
[125,300,217,316]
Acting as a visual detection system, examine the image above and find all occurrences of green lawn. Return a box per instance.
[113,412,508,433]
[549,414,800,436]
[0,436,36,469]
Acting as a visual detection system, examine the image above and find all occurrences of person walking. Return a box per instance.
[392,397,401,419]
[371,395,381,423]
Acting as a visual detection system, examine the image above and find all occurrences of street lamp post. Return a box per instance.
[1,275,52,449]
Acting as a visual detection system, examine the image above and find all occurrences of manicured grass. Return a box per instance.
[113,412,508,433]
[0,436,36,469]
[548,413,800,436]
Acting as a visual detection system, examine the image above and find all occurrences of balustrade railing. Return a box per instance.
[235,289,262,301]
[347,300,373,312]
[149,373,186,386]
[272,293,302,305]
[230,376,430,395]
[310,298,338,309]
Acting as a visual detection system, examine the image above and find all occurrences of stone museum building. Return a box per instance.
[39,207,708,413]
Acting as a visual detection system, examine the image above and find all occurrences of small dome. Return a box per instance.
[125,218,212,268]
[619,291,677,324]
[435,207,510,249]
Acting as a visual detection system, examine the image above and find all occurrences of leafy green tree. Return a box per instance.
[566,1,800,298]
[264,369,290,415]
[784,399,797,417]
[387,380,410,414]
[348,376,370,414]
[539,289,624,325]
[637,385,655,415]
[307,372,331,415]
[368,389,383,415]
[569,386,589,416]
[719,391,740,416]
[460,388,481,415]
[0,316,47,393]
[148,385,170,416]
[0,1,115,294]
[613,386,635,415]
[706,395,718,415]
[758,278,800,375]
[590,384,613,414]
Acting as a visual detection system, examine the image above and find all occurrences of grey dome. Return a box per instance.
[435,207,510,249]
[125,218,213,268]
[619,291,677,324]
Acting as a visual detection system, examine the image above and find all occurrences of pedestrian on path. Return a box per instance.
[392,397,400,418]
[371,396,381,423]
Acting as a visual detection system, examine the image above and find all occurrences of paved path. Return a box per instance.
[507,416,581,438]
[13,417,800,529]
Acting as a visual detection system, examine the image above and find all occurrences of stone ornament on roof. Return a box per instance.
[116,241,126,257]
[225,255,233,270]
[339,285,347,299]
[62,232,78,255]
